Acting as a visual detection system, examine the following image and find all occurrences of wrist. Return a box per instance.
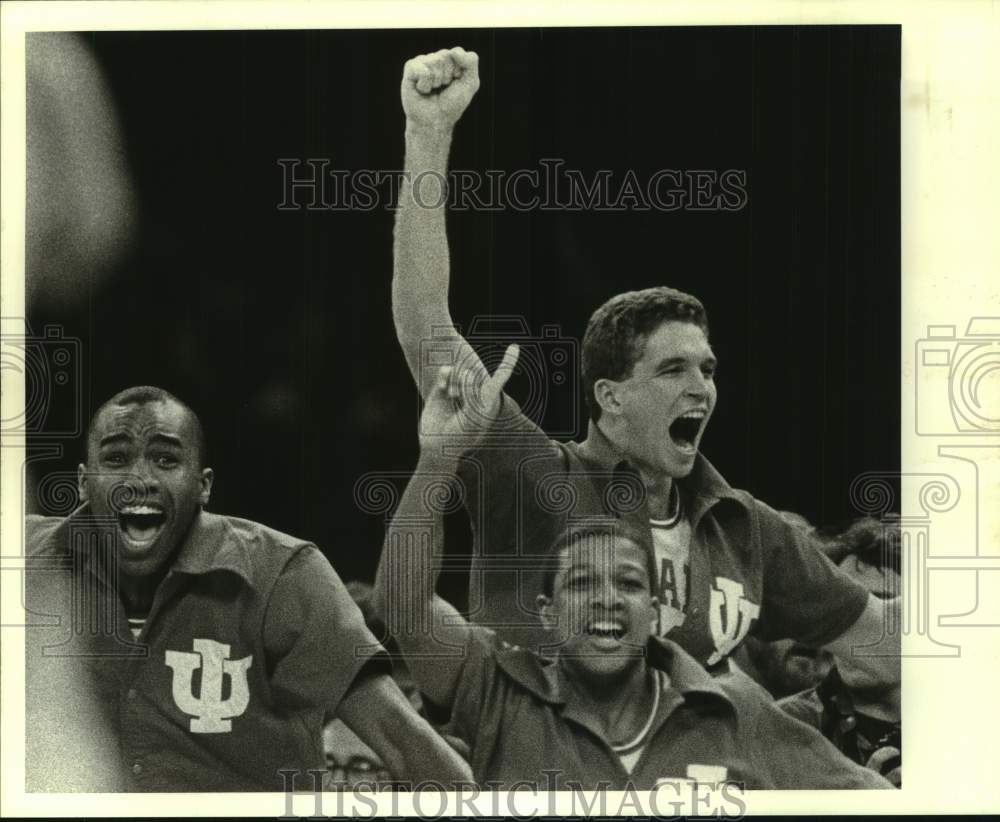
[405,120,454,146]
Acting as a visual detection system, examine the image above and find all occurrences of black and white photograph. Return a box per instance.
[2,1,998,816]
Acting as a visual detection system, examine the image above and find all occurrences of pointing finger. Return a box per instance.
[487,344,520,394]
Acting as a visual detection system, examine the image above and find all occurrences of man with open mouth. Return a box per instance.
[371,357,891,789]
[24,385,471,792]
[390,46,900,701]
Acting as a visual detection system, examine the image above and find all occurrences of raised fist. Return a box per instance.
[401,47,480,131]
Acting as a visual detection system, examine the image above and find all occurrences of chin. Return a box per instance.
[657,455,696,480]
[673,459,697,477]
[571,650,641,684]
[116,542,170,579]
[117,556,159,579]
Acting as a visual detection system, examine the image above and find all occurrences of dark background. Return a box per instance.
[27,26,901,601]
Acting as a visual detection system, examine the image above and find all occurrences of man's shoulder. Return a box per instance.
[184,511,323,587]
[470,627,563,704]
[706,664,776,722]
[211,513,316,553]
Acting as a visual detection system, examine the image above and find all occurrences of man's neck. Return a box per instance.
[119,571,167,615]
[596,418,676,519]
[563,658,656,742]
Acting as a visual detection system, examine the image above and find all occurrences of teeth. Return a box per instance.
[120,505,162,515]
[680,410,706,420]
[589,620,624,633]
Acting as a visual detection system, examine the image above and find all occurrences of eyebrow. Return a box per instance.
[566,560,648,576]
[98,432,183,448]
[662,351,717,365]
[148,433,183,448]
[98,433,131,448]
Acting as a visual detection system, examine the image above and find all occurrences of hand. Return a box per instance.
[401,47,480,132]
[865,745,901,787]
[418,344,519,453]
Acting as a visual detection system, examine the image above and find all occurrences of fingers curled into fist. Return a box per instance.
[401,46,480,129]
[405,47,477,95]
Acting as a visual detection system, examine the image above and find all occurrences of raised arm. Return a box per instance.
[372,346,519,709]
[336,670,472,787]
[394,46,486,401]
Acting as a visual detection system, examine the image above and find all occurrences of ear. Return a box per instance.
[77,463,88,504]
[536,594,557,631]
[593,377,625,418]
[199,468,214,508]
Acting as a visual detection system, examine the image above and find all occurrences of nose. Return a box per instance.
[590,581,625,612]
[130,457,161,498]
[135,456,159,481]
[684,369,711,398]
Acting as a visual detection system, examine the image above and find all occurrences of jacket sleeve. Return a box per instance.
[753,500,870,646]
[750,693,893,789]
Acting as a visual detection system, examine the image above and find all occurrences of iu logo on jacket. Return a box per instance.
[165,638,253,733]
[706,577,760,666]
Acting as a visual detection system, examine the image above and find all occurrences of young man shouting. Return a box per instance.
[372,355,890,789]
[390,47,900,693]
[24,386,471,792]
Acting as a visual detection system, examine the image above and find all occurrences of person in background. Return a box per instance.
[320,580,470,789]
[778,517,902,787]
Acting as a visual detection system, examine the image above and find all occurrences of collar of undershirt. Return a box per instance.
[611,669,666,752]
[648,485,683,528]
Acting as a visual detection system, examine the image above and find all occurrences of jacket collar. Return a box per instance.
[576,419,746,526]
[496,635,735,713]
[53,505,254,588]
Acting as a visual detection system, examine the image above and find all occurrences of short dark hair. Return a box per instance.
[86,385,207,466]
[541,517,656,598]
[581,287,709,422]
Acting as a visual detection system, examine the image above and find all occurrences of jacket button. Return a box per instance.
[132,762,143,776]
[126,688,137,701]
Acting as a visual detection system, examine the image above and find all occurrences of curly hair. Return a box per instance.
[820,516,901,577]
[581,286,709,422]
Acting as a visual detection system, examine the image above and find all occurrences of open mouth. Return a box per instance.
[668,409,706,452]
[117,505,166,546]
[586,619,626,642]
